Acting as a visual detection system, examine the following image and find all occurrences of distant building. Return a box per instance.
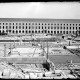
[0,18,80,35]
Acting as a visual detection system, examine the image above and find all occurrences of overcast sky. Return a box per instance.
[0,2,80,19]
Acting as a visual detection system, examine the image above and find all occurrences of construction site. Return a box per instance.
[0,34,79,79]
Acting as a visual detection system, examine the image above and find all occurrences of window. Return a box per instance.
[19,26,21,29]
[32,23,34,25]
[54,24,56,25]
[29,23,30,25]
[39,23,40,25]
[45,26,46,29]
[16,30,18,33]
[48,27,50,29]
[26,23,27,25]
[36,26,37,29]
[57,31,59,34]
[29,31,31,33]
[13,23,14,25]
[16,23,18,25]
[2,30,4,33]
[35,31,37,33]
[70,27,71,29]
[9,26,11,29]
[51,31,53,33]
[32,31,34,33]
[73,31,74,34]
[63,31,65,34]
[42,26,43,29]
[57,27,59,29]
[23,26,24,29]
[0,23,1,25]
[60,27,62,29]
[79,27,80,29]
[6,30,8,33]
[69,31,71,33]
[38,31,40,33]
[73,27,74,29]
[48,31,50,33]
[6,26,7,29]
[64,27,65,29]
[22,30,24,33]
[19,30,21,33]
[26,30,27,33]
[42,23,43,25]
[23,23,24,25]
[3,26,4,29]
[54,31,56,34]
[9,30,11,33]
[73,24,74,26]
[45,23,46,25]
[51,23,53,25]
[70,24,71,26]
[26,26,27,29]
[67,27,68,29]
[66,31,68,34]
[76,27,77,29]
[54,27,56,29]
[29,26,30,29]
[3,23,4,25]
[13,26,14,29]
[42,31,43,33]
[32,26,34,29]
[12,30,14,33]
[60,31,62,33]
[19,23,21,25]
[79,24,80,26]
[76,24,77,26]
[51,27,53,29]
[45,30,47,33]
[6,23,8,25]
[39,26,40,29]
[16,26,17,29]
[6,30,7,33]
[61,24,62,25]
[35,23,37,25]
[48,24,50,25]
[9,23,11,25]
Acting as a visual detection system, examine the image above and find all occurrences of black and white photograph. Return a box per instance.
[0,2,80,79]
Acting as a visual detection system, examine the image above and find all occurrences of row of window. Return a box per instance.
[0,26,80,30]
[0,23,80,26]
[1,30,77,34]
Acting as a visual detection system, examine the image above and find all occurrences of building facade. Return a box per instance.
[0,18,80,35]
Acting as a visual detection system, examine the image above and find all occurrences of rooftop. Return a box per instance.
[0,18,80,23]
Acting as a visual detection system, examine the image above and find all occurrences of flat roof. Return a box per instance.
[0,18,80,23]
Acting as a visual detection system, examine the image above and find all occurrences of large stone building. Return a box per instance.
[0,18,80,35]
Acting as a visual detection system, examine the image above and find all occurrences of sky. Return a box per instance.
[0,2,80,19]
